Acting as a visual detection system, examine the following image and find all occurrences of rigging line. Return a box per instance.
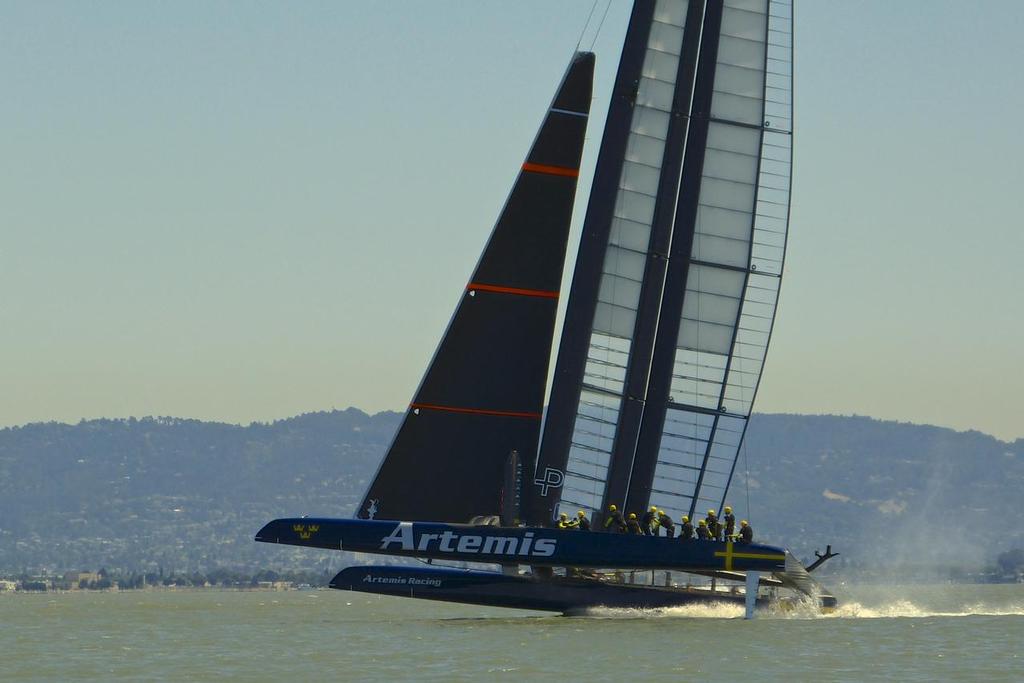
[742,433,751,526]
[588,0,614,51]
[575,0,600,51]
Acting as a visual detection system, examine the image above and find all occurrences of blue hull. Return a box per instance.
[256,517,787,573]
[330,565,764,613]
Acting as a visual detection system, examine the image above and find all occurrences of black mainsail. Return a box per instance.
[531,0,794,526]
[357,52,595,523]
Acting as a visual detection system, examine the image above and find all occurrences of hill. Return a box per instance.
[0,410,1020,577]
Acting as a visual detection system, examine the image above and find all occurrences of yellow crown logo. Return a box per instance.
[292,524,320,540]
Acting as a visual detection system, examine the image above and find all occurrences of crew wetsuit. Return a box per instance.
[656,513,676,538]
[679,521,694,541]
[604,510,626,533]
[640,510,657,536]
[723,513,736,539]
[577,515,591,531]
[737,525,753,544]
[706,515,723,541]
[626,517,644,535]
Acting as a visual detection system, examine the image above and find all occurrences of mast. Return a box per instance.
[601,0,707,514]
[527,2,656,526]
[619,0,724,514]
[358,52,595,523]
[625,0,794,518]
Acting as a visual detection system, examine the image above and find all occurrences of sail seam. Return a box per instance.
[521,162,579,178]
[467,283,559,299]
[410,403,542,420]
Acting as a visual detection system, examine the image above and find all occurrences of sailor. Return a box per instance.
[558,512,578,530]
[723,506,736,540]
[640,505,659,536]
[576,510,591,531]
[737,520,753,544]
[656,509,676,538]
[603,504,627,533]
[705,509,723,541]
[696,519,711,540]
[626,512,644,535]
[679,515,694,541]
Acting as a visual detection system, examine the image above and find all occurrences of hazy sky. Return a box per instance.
[2,1,1021,441]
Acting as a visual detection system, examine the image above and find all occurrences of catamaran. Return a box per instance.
[256,0,837,617]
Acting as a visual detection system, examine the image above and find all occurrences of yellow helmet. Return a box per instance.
[629,512,637,520]
[577,510,586,518]
[609,504,617,512]
[741,520,748,527]
[649,505,657,512]
[559,512,568,520]
[698,520,706,526]
[708,509,716,516]
[681,516,689,523]
[724,506,732,514]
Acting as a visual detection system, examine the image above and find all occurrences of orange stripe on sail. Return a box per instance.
[411,403,542,420]
[521,162,579,178]
[467,283,559,299]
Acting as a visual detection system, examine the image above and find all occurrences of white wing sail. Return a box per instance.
[531,0,793,526]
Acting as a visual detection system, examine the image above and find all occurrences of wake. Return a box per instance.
[576,602,746,619]
[824,599,1024,619]
[576,599,1024,620]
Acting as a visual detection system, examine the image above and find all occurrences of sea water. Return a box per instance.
[1,584,1021,682]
